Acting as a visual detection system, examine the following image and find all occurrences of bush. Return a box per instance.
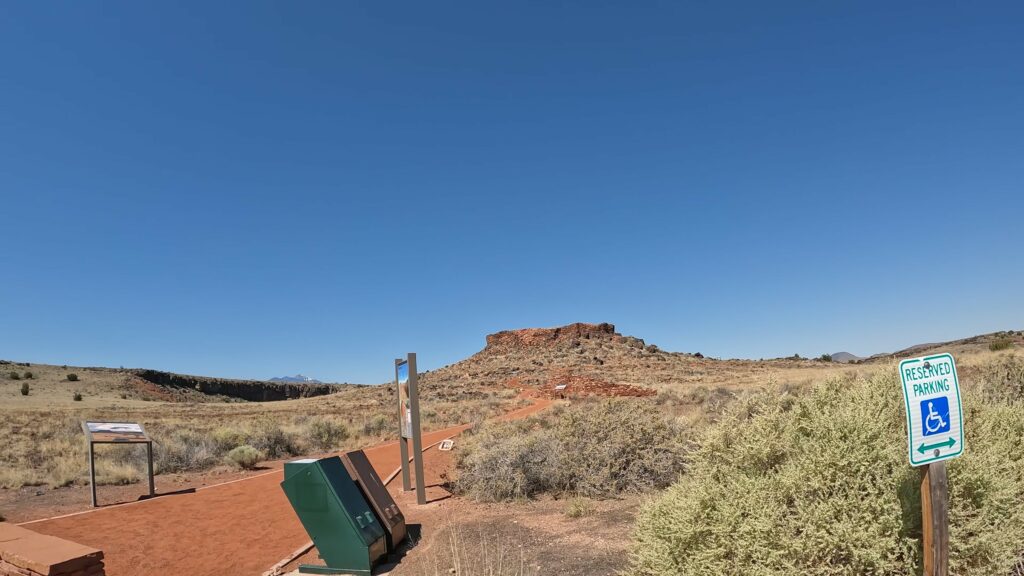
[20,382,29,396]
[154,429,219,473]
[972,354,1024,403]
[305,417,350,452]
[362,414,390,438]
[455,400,687,501]
[9,371,20,380]
[630,372,1024,576]
[226,445,262,470]
[66,373,78,381]
[23,371,33,379]
[248,419,299,459]
[990,338,1014,351]
[818,353,832,362]
[565,497,594,518]
[211,427,248,453]
[72,391,82,401]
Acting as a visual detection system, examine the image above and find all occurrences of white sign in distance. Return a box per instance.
[899,353,964,466]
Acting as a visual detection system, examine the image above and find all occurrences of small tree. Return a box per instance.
[819,353,832,362]
[66,373,79,381]
[20,382,29,396]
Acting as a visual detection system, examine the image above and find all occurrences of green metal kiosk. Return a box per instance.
[281,456,387,575]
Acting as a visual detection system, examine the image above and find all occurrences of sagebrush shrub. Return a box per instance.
[211,427,248,453]
[306,417,349,452]
[154,429,219,473]
[66,373,78,381]
[248,419,299,459]
[989,339,1013,351]
[362,414,390,438]
[20,382,29,396]
[72,391,82,401]
[630,371,1024,576]
[226,445,262,470]
[455,399,687,501]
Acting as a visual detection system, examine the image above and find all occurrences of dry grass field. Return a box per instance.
[0,360,519,492]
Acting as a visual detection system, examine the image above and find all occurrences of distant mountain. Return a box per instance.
[269,374,323,384]
[830,352,863,364]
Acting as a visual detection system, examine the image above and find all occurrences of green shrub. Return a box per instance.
[154,429,219,473]
[20,382,29,396]
[455,400,687,501]
[248,419,299,459]
[818,353,832,362]
[990,338,1014,351]
[72,391,82,401]
[630,372,1024,576]
[565,497,594,518]
[211,427,248,453]
[9,371,20,380]
[362,414,390,438]
[66,373,78,381]
[226,445,262,470]
[305,417,350,452]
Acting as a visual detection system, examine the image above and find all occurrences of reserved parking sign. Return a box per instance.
[899,353,964,466]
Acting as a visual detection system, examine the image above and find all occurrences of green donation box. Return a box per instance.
[281,457,387,575]
[341,450,407,553]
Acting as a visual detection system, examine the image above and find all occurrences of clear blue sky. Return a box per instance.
[2,2,1022,383]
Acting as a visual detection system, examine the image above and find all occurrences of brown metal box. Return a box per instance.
[341,449,408,553]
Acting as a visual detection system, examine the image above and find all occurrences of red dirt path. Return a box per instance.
[22,399,550,576]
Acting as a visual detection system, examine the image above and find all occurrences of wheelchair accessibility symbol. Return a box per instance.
[919,396,950,437]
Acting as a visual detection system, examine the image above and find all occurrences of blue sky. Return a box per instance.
[1,2,1021,383]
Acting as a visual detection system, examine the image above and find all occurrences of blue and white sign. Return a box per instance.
[899,353,964,466]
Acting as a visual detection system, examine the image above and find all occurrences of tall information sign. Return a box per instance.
[395,353,426,505]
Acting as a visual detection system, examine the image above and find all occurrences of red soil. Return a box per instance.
[21,399,551,576]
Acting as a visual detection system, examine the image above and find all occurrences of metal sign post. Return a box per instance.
[395,353,426,505]
[899,353,962,576]
[81,421,155,507]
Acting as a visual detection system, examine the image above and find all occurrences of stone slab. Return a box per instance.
[0,523,103,576]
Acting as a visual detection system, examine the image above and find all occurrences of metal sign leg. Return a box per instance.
[88,441,97,508]
[147,441,156,498]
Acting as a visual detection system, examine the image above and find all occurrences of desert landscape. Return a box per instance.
[2,323,1022,575]
[4,4,1023,575]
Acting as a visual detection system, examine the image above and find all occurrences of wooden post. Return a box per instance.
[921,462,949,576]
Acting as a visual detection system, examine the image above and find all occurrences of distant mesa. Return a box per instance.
[485,322,619,350]
[830,352,863,364]
[269,374,323,384]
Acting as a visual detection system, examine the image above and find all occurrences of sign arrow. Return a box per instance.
[917,437,956,454]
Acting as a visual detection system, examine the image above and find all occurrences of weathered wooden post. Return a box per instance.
[921,462,949,576]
